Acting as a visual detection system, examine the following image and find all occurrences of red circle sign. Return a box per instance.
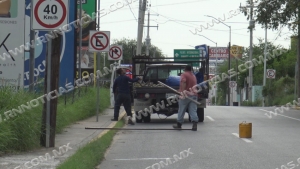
[109,46,122,59]
[267,70,275,78]
[90,32,109,51]
[34,0,67,28]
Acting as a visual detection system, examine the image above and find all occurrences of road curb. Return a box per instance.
[88,110,126,143]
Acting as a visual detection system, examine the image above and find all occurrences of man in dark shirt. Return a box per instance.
[195,68,204,84]
[112,68,140,125]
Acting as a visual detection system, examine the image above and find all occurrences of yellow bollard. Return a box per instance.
[239,121,252,138]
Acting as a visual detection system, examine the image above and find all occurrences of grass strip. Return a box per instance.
[0,87,110,152]
[56,119,125,169]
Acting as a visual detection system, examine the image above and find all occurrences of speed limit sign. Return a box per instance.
[32,0,69,30]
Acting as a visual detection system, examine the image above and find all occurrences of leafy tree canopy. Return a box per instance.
[111,38,166,64]
[242,0,299,32]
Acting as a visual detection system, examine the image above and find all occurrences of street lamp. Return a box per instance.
[205,15,232,106]
[198,34,218,105]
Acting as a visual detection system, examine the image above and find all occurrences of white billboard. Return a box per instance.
[0,0,25,91]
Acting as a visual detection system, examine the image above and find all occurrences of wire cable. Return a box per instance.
[128,4,138,22]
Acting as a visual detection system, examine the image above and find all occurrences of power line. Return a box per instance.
[128,4,137,22]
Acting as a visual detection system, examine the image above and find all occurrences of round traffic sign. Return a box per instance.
[229,81,236,88]
[34,0,67,28]
[90,32,109,51]
[267,69,275,78]
[109,46,122,60]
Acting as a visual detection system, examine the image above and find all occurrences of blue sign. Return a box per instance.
[195,44,208,58]
[24,0,76,89]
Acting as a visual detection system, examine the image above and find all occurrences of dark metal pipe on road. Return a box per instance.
[85,127,192,130]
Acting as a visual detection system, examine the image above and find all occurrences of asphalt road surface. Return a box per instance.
[96,106,300,169]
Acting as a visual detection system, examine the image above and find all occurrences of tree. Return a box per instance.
[242,0,300,97]
[111,38,165,64]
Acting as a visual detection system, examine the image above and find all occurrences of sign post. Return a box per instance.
[89,30,111,122]
[32,0,69,148]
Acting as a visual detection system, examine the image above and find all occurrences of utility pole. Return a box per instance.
[146,11,150,56]
[263,24,267,107]
[145,10,158,57]
[249,0,254,102]
[240,1,255,102]
[297,5,300,98]
[136,0,147,75]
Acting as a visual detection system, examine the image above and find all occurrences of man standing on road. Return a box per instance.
[173,65,198,131]
[112,68,140,125]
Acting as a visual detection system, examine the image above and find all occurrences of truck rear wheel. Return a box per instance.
[197,108,204,122]
[143,113,151,123]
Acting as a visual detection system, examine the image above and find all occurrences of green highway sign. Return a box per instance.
[174,49,200,67]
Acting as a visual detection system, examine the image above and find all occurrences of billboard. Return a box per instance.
[230,45,244,59]
[24,0,76,88]
[0,0,25,91]
[76,0,97,79]
[209,47,229,60]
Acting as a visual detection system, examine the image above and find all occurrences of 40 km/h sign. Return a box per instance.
[267,69,276,79]
[32,0,69,30]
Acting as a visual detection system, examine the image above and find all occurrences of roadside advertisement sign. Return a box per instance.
[24,0,76,89]
[230,45,244,59]
[0,0,25,91]
[209,47,229,60]
[76,0,96,78]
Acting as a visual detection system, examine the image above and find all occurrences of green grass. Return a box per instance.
[57,120,125,169]
[0,87,110,152]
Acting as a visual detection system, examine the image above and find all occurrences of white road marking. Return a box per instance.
[112,158,171,161]
[259,109,270,113]
[206,116,215,121]
[259,109,300,121]
[232,133,253,143]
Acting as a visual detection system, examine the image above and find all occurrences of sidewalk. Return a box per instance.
[0,107,126,169]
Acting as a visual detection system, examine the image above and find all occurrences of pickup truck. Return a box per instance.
[132,56,209,123]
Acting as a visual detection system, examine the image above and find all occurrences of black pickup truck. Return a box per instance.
[132,56,209,123]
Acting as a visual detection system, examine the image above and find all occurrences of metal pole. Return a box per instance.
[46,32,52,148]
[79,0,82,80]
[249,0,254,102]
[295,63,297,100]
[97,0,100,31]
[96,74,99,121]
[146,11,150,55]
[215,43,217,105]
[229,26,231,106]
[29,28,35,92]
[263,24,267,107]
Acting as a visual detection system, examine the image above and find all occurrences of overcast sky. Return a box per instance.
[98,0,293,58]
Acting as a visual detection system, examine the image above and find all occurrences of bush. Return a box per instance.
[0,87,110,153]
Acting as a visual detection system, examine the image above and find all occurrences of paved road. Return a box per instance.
[96,106,300,169]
